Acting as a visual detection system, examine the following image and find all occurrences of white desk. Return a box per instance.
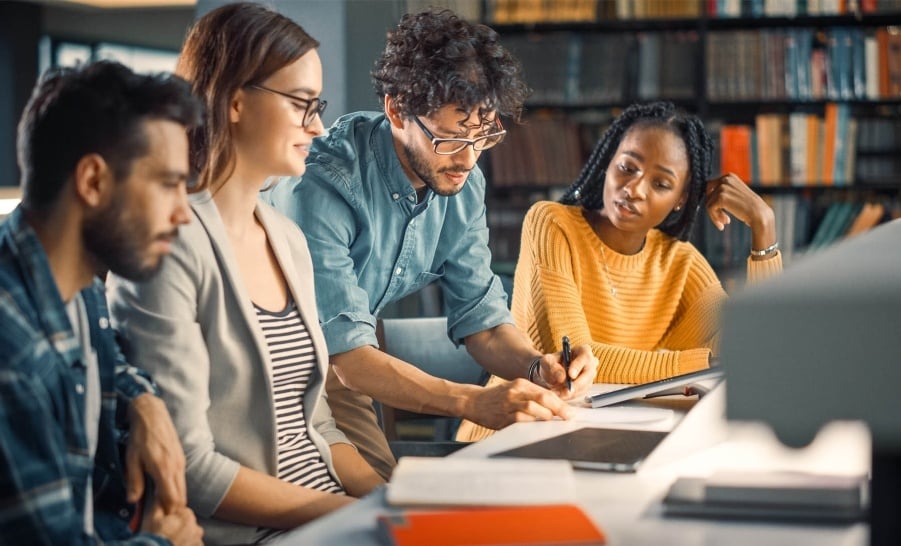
[274,383,871,545]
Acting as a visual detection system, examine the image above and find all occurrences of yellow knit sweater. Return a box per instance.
[457,201,782,442]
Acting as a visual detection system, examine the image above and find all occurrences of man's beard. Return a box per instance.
[401,143,469,197]
[82,192,172,282]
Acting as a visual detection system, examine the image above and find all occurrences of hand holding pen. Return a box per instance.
[562,336,573,393]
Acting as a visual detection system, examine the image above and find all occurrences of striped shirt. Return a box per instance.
[254,299,343,541]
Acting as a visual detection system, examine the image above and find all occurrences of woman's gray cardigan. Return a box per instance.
[108,192,350,545]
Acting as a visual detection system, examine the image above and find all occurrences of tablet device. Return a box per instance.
[490,427,668,472]
[585,367,725,408]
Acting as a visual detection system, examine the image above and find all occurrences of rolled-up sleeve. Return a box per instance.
[439,178,513,344]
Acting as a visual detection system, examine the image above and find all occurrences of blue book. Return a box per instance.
[784,29,799,99]
[836,28,854,100]
[851,28,867,99]
[833,103,851,186]
[795,29,813,100]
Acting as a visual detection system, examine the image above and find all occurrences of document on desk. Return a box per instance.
[386,456,576,507]
[570,405,674,426]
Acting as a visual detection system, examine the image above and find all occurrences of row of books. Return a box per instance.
[714,105,901,187]
[487,0,603,23]
[710,0,901,17]
[488,115,586,188]
[480,0,900,23]
[707,27,901,102]
[491,106,899,189]
[505,30,699,106]
[506,26,900,107]
[682,194,896,277]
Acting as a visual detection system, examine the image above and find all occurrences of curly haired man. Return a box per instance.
[269,9,597,479]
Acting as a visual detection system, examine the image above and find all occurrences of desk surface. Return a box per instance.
[274,383,871,546]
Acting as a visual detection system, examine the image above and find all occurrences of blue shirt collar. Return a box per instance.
[371,115,434,206]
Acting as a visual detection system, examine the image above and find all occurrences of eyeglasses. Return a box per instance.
[248,84,327,128]
[412,116,506,155]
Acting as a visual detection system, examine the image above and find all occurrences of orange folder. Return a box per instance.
[377,504,606,546]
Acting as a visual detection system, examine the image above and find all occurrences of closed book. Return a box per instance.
[377,504,607,546]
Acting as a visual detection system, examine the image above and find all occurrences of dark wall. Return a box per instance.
[0,1,41,188]
[345,0,407,114]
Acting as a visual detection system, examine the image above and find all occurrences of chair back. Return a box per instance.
[376,316,487,442]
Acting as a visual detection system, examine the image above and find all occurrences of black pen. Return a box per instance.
[562,336,573,393]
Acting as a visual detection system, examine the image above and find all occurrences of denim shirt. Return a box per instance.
[0,207,168,546]
[268,111,512,354]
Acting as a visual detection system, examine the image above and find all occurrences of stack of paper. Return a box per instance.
[386,456,576,507]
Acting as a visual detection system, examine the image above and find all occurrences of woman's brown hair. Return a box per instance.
[176,2,318,192]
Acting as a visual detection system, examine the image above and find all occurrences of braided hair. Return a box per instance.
[560,102,714,241]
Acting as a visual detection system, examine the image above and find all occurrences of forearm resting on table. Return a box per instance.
[329,442,385,497]
[330,345,481,417]
[214,466,353,529]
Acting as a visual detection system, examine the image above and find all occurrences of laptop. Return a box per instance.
[491,427,668,472]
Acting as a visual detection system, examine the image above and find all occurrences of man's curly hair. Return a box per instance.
[372,9,530,122]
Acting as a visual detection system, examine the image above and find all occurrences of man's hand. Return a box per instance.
[533,344,597,399]
[142,501,203,546]
[466,378,573,430]
[126,394,187,513]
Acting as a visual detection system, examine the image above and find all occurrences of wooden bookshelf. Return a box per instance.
[475,0,901,271]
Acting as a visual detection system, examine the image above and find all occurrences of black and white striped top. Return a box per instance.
[254,299,344,541]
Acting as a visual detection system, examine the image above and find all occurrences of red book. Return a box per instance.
[720,124,753,183]
[377,504,607,546]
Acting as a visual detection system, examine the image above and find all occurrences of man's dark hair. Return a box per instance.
[560,102,714,242]
[372,9,530,122]
[16,60,203,212]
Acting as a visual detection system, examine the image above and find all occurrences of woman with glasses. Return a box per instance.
[107,3,383,543]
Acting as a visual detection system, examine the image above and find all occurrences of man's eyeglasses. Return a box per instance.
[412,116,506,155]
[248,84,327,128]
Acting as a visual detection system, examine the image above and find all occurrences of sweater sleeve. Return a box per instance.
[746,250,783,284]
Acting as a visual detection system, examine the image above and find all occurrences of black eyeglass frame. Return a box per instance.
[412,116,507,155]
[248,84,327,128]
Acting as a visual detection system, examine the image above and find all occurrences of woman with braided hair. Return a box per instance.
[457,101,781,442]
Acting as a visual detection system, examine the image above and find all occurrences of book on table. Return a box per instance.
[377,504,607,546]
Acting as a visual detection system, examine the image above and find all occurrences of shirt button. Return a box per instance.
[75,384,85,395]
[98,317,109,329]
[395,267,403,275]
[392,192,400,200]
[410,219,415,227]
[119,508,130,518]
